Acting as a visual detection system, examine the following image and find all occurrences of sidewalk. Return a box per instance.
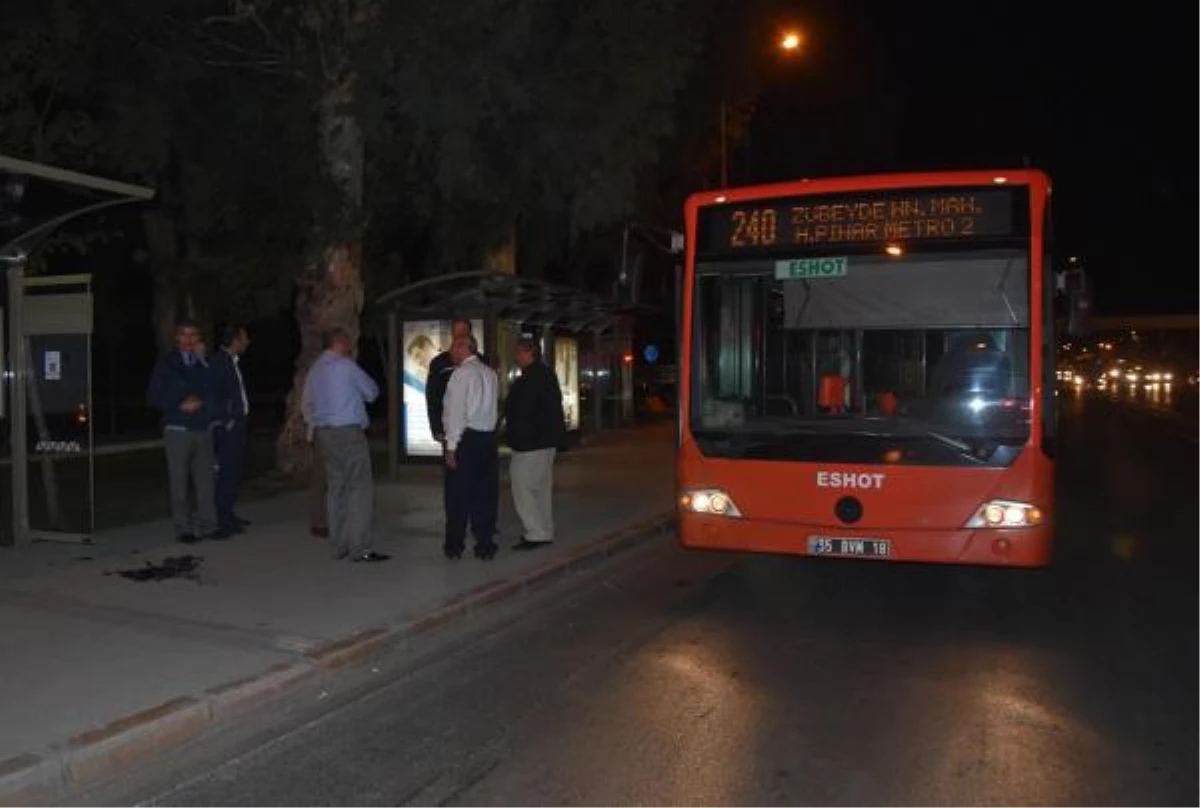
[0,424,676,803]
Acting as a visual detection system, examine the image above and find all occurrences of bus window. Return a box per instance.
[691,250,1032,466]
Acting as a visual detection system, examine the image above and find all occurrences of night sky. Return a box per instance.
[742,0,1196,315]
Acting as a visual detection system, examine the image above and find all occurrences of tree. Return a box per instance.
[193,0,723,469]
[370,0,719,284]
[143,0,377,472]
[0,0,108,168]
[6,0,738,476]
[0,0,323,354]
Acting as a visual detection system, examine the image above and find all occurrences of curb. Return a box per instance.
[0,511,675,805]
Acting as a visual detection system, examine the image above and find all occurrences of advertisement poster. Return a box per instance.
[402,319,484,456]
[494,323,520,403]
[554,337,580,431]
[44,350,62,381]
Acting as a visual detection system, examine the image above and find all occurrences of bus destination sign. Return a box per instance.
[698,186,1020,254]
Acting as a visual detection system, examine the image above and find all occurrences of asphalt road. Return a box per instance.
[117,395,1196,807]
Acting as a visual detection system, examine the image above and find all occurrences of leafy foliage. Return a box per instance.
[3,0,732,299]
[0,0,108,168]
[367,0,719,275]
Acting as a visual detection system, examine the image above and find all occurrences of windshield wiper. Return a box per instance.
[923,430,989,464]
[925,430,970,452]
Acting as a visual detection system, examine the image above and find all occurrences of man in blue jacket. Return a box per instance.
[210,325,252,536]
[147,320,220,543]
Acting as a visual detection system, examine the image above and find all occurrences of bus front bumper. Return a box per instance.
[677,512,1052,568]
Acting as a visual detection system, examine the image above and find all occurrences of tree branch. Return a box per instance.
[198,58,290,76]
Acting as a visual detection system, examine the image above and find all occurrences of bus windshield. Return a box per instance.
[690,248,1032,467]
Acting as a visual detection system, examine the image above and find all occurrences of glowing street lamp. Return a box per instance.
[780,31,802,51]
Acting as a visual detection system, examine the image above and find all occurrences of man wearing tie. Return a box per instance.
[211,325,252,536]
[147,320,219,543]
[442,334,500,560]
[303,328,388,563]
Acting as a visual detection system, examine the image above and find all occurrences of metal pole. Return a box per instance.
[674,263,683,448]
[618,225,629,302]
[386,311,399,481]
[7,258,28,546]
[87,280,95,539]
[719,99,728,188]
[854,329,865,414]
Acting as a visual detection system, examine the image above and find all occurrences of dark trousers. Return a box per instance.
[445,429,498,553]
[214,420,247,530]
[309,440,328,532]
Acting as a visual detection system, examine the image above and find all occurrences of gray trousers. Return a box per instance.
[316,426,374,557]
[510,448,556,543]
[164,427,217,537]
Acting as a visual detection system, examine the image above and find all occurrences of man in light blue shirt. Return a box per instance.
[302,328,387,562]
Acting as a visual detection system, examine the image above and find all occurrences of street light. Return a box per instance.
[720,29,803,187]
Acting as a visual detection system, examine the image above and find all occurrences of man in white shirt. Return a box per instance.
[442,334,500,560]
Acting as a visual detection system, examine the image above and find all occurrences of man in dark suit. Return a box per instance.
[211,325,252,536]
[147,320,220,543]
[425,318,474,444]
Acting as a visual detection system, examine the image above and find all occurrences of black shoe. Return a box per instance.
[235,516,251,527]
[351,551,390,563]
[512,538,551,551]
[474,543,498,561]
[177,533,200,544]
[204,530,233,541]
[219,524,246,536]
[444,545,464,560]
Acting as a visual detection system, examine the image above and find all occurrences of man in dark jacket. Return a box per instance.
[210,325,252,535]
[147,320,220,543]
[425,318,474,443]
[504,337,565,550]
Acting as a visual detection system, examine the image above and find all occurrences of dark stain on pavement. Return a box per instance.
[105,555,204,583]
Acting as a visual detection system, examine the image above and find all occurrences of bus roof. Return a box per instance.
[686,169,1051,211]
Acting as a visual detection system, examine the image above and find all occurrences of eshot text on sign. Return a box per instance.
[775,256,848,280]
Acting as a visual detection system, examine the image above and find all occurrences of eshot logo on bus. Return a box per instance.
[816,471,885,490]
[775,256,847,280]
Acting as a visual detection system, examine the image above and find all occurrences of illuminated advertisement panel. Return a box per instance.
[402,319,484,456]
[554,337,580,431]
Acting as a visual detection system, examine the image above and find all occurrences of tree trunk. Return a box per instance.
[143,208,183,356]
[483,229,516,275]
[275,75,365,475]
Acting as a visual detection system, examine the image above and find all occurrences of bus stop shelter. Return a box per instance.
[375,271,640,479]
[1,155,154,546]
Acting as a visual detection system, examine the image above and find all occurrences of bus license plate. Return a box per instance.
[807,536,891,558]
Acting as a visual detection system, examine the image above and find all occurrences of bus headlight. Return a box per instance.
[680,489,742,518]
[965,499,1043,529]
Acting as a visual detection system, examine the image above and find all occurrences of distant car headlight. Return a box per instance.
[965,499,1043,529]
[680,488,742,518]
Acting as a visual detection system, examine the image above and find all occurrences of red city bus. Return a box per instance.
[677,170,1056,567]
